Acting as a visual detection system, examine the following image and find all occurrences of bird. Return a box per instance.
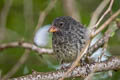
[48,16,90,64]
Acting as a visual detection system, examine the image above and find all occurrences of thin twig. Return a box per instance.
[92,0,114,29]
[93,9,120,37]
[89,0,110,27]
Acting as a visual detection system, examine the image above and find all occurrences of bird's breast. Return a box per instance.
[52,34,80,63]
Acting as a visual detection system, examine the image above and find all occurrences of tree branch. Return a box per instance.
[0,41,53,55]
[11,57,120,80]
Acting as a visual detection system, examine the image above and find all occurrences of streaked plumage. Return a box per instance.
[49,16,89,64]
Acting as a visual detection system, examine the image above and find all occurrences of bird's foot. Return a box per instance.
[56,63,71,70]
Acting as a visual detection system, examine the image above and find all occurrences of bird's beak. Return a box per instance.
[48,25,58,32]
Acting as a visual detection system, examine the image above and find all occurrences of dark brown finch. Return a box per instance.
[49,16,89,64]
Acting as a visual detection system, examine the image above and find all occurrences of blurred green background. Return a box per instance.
[0,0,120,80]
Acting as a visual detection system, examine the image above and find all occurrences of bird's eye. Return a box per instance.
[59,22,64,26]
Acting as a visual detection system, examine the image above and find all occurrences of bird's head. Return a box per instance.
[48,16,77,33]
